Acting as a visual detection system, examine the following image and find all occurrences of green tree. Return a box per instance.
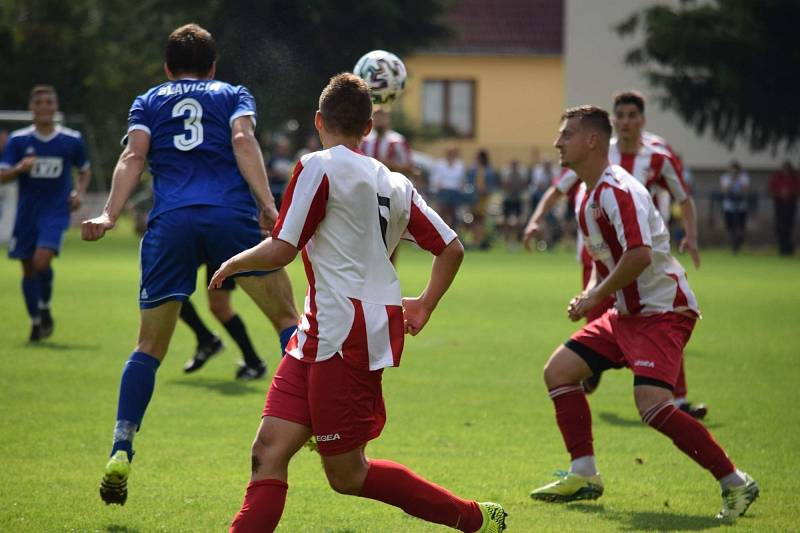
[617,0,800,152]
[0,0,450,187]
[210,0,450,144]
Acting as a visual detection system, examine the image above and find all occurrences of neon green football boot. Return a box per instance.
[99,450,130,505]
[530,471,604,503]
[716,473,759,521]
[477,502,508,532]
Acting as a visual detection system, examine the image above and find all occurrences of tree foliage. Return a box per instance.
[617,0,800,152]
[0,0,449,186]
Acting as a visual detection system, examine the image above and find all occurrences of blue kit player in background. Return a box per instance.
[0,85,91,341]
[81,23,299,505]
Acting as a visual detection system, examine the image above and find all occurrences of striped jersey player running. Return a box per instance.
[210,73,507,533]
[528,105,758,521]
[523,90,705,418]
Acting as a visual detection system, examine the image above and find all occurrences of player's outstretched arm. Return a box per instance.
[402,238,464,336]
[81,130,148,241]
[231,116,278,232]
[523,185,564,251]
[209,238,298,289]
[568,246,651,321]
[677,196,701,269]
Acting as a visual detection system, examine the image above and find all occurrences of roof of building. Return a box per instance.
[429,0,563,55]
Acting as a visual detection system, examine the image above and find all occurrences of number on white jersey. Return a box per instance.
[172,98,204,151]
[377,194,391,249]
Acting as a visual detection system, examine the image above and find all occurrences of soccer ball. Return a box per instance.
[353,50,407,105]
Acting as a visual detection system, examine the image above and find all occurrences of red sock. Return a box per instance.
[359,459,483,532]
[673,361,688,399]
[549,384,594,459]
[230,479,288,533]
[643,400,735,479]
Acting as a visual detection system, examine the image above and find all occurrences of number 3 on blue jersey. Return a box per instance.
[172,98,204,151]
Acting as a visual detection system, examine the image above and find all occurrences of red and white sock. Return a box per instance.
[229,479,288,533]
[642,400,735,480]
[359,459,483,532]
[549,384,594,461]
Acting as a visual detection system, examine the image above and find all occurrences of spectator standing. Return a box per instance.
[500,159,528,248]
[465,149,497,249]
[768,161,800,256]
[719,161,751,253]
[429,146,465,231]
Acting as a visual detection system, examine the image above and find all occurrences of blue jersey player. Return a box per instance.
[0,85,91,341]
[81,23,299,506]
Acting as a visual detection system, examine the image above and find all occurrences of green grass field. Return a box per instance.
[1,224,798,532]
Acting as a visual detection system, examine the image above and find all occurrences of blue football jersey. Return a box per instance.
[127,79,259,221]
[0,125,89,218]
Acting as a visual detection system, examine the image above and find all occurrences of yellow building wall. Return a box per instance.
[400,54,564,168]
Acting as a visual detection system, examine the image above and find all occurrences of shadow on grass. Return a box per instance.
[105,525,141,533]
[598,411,643,428]
[22,341,100,351]
[168,377,262,396]
[567,503,720,531]
[597,411,723,431]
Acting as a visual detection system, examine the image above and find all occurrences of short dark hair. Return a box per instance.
[613,90,645,114]
[319,73,373,137]
[165,23,217,76]
[29,85,57,102]
[561,105,612,138]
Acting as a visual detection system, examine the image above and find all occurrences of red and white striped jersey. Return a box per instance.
[273,145,456,370]
[575,165,698,316]
[359,129,412,169]
[555,135,688,203]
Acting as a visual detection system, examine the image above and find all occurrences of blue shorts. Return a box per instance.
[139,205,268,309]
[8,209,69,259]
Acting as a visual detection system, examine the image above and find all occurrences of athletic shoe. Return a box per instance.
[183,336,224,373]
[530,471,604,502]
[477,502,507,532]
[99,450,130,505]
[236,361,267,381]
[29,324,42,342]
[678,401,708,420]
[581,373,602,394]
[716,473,759,521]
[39,309,54,339]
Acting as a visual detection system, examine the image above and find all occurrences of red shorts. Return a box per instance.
[567,309,696,389]
[263,354,386,456]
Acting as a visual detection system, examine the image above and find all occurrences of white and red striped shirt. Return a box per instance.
[273,145,456,370]
[575,165,698,316]
[359,129,412,169]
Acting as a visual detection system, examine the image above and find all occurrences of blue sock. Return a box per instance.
[38,267,53,308]
[111,351,161,460]
[279,325,297,356]
[21,277,41,320]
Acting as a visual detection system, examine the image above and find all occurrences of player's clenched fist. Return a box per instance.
[401,297,432,336]
[81,213,115,241]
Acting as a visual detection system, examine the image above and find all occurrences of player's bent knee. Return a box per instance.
[324,469,364,495]
[543,346,586,388]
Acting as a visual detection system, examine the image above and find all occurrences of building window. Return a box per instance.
[422,79,475,137]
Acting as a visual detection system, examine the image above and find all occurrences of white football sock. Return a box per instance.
[570,455,598,477]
